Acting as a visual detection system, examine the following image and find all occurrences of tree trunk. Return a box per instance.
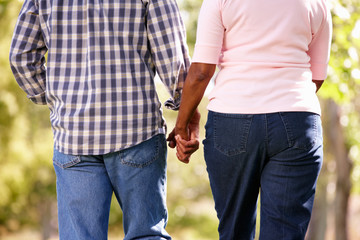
[325,99,352,240]
[38,198,57,240]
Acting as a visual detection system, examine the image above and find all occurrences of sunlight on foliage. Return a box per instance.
[1,0,360,239]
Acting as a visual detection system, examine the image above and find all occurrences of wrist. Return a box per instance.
[175,123,187,133]
[190,109,201,124]
[175,125,189,140]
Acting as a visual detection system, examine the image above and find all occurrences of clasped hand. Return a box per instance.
[167,113,200,164]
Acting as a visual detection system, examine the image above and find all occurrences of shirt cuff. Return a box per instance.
[29,92,47,105]
[164,89,181,111]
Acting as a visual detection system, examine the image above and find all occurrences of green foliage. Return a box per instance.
[1,0,360,239]
[321,0,360,103]
[178,0,202,55]
[0,0,11,20]
[321,0,360,193]
[0,0,56,235]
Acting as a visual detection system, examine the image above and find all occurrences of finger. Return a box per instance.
[178,138,199,149]
[168,140,176,148]
[176,137,199,154]
[167,129,175,141]
[176,143,191,160]
[176,151,190,164]
[175,138,186,152]
[176,146,194,164]
[167,129,177,148]
[175,138,195,155]
[177,143,197,155]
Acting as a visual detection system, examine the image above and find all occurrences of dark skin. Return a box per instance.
[168,62,324,163]
[167,109,201,163]
[167,63,216,163]
[313,80,324,92]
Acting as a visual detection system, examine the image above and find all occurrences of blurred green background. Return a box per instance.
[1,0,360,239]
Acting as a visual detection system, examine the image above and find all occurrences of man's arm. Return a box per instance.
[9,0,47,105]
[146,0,198,161]
[146,0,190,110]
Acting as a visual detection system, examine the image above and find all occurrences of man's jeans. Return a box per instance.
[203,111,323,240]
[53,134,171,240]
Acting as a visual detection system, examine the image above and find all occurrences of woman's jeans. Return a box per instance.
[203,111,323,240]
[53,134,171,240]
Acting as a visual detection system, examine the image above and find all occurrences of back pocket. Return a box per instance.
[279,112,321,151]
[119,134,164,168]
[213,113,253,156]
[53,149,81,169]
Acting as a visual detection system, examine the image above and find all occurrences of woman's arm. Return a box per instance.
[312,79,324,92]
[173,62,216,163]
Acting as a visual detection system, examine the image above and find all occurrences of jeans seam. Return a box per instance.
[313,115,318,146]
[119,135,160,168]
[53,155,81,169]
[279,112,293,147]
[243,116,252,152]
[282,179,289,239]
[264,114,269,154]
[213,113,218,152]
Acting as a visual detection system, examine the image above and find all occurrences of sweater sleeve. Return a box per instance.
[307,0,332,80]
[192,0,224,64]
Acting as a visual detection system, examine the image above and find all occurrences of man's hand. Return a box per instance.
[167,128,177,149]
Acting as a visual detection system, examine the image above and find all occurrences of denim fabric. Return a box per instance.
[53,134,171,240]
[203,111,323,240]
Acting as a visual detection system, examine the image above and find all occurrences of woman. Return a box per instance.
[170,0,332,239]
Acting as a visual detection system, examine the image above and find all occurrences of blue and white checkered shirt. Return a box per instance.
[10,0,190,155]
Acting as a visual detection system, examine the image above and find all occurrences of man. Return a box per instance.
[9,0,196,239]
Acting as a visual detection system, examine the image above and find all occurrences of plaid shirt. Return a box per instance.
[9,0,190,155]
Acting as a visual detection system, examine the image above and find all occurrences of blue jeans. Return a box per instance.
[53,134,171,240]
[203,111,323,240]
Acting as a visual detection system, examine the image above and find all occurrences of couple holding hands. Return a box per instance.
[10,0,331,239]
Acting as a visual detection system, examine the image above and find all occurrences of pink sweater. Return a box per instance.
[192,0,332,114]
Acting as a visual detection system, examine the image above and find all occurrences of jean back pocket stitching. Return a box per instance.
[119,136,160,168]
[213,113,252,157]
[53,155,81,169]
[279,112,294,148]
[280,113,319,151]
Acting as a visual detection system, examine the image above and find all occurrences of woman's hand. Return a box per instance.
[175,135,199,164]
[167,110,200,163]
[167,63,216,163]
[175,111,200,163]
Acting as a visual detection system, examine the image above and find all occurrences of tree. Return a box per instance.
[307,0,360,239]
[0,1,57,239]
[1,0,360,239]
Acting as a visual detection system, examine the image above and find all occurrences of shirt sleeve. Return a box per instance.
[192,0,224,64]
[307,0,332,80]
[146,0,190,110]
[9,0,47,105]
